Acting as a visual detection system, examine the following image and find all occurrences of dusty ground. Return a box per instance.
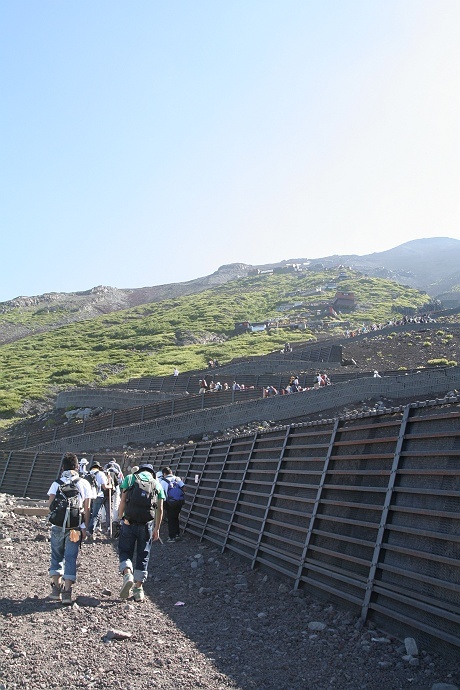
[0,494,458,690]
[340,326,460,373]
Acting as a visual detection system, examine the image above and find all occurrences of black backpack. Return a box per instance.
[48,479,82,529]
[107,468,120,488]
[124,474,158,524]
[83,471,98,491]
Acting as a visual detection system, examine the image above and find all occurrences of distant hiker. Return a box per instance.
[103,459,124,536]
[373,370,381,378]
[78,457,89,477]
[117,464,164,602]
[265,385,278,397]
[160,467,186,543]
[86,461,108,540]
[204,373,213,386]
[173,367,179,376]
[46,452,91,605]
[232,381,241,391]
[289,375,300,392]
[199,379,208,394]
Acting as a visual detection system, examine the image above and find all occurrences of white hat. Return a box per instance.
[79,458,89,466]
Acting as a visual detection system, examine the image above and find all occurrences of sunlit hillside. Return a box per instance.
[0,270,435,425]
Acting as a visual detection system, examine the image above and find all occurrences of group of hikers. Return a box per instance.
[344,314,436,338]
[46,452,186,605]
[199,372,332,397]
[198,378,258,394]
[263,372,331,397]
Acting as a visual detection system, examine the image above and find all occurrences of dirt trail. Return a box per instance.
[0,494,458,690]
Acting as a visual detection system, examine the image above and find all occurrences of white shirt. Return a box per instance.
[91,469,108,498]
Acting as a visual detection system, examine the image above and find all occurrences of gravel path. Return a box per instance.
[0,493,458,690]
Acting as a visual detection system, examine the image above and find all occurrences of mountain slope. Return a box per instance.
[307,237,460,295]
[0,270,434,423]
[0,237,458,350]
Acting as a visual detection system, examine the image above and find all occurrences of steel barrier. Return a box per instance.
[1,400,459,655]
[140,401,460,656]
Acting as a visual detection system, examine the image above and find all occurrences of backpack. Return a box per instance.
[106,468,120,488]
[48,479,82,529]
[124,474,158,524]
[165,477,185,503]
[84,471,98,491]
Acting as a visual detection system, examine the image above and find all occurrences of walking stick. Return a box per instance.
[108,486,112,538]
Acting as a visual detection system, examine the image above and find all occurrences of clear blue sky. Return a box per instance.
[1,1,459,302]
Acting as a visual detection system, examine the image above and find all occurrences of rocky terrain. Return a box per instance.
[0,493,458,690]
[341,326,460,373]
[0,265,250,346]
[309,237,460,296]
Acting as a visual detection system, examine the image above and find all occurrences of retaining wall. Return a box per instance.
[55,388,183,410]
[25,366,460,454]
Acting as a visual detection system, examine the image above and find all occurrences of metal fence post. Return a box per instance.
[360,404,411,622]
[200,439,233,542]
[221,431,259,554]
[294,418,340,589]
[251,425,291,570]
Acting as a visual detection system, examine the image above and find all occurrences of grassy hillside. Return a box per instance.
[0,270,433,425]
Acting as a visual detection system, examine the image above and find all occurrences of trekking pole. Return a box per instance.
[108,486,112,538]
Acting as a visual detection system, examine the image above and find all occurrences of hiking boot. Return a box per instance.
[166,537,176,543]
[61,589,72,605]
[119,571,134,599]
[132,586,144,603]
[48,582,62,601]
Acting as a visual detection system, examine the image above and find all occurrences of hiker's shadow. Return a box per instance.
[0,595,119,617]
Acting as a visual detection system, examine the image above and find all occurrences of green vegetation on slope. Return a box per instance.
[0,270,433,424]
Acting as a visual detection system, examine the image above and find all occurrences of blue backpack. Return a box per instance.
[165,478,185,503]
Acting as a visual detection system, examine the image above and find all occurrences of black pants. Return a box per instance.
[164,500,184,539]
